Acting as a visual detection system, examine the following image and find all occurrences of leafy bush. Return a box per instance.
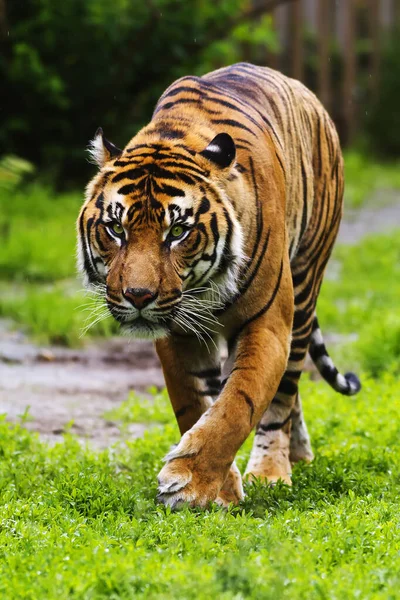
[0,155,35,190]
[0,284,118,346]
[1,0,277,185]
[354,313,400,377]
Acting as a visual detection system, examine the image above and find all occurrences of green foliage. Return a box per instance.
[343,150,400,208]
[197,14,278,73]
[0,183,79,281]
[0,155,35,190]
[366,31,400,157]
[1,374,400,598]
[354,313,400,378]
[0,283,117,346]
[1,0,278,184]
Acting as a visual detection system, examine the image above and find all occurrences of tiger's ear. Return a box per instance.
[88,127,122,168]
[200,133,236,169]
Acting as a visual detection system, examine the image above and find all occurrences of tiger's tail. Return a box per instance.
[308,315,361,396]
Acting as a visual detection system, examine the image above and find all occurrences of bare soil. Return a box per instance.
[0,322,163,448]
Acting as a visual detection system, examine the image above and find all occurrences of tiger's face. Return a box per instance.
[77,127,245,339]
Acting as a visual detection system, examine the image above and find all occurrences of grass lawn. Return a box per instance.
[1,373,400,599]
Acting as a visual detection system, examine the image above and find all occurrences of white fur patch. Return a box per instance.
[87,132,106,168]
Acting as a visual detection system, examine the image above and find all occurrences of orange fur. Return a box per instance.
[77,63,357,508]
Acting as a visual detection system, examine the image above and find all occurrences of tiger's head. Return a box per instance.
[77,124,245,340]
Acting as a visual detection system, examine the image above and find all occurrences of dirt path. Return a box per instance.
[337,191,400,245]
[1,195,399,447]
[0,321,163,448]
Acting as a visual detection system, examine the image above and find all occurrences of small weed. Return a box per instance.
[105,388,173,425]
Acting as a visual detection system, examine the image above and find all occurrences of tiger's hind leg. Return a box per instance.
[244,286,319,484]
[244,310,314,485]
[289,392,314,463]
[245,109,344,486]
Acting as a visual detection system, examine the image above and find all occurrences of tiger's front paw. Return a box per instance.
[157,456,225,509]
[216,461,244,507]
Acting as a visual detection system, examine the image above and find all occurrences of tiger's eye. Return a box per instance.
[170,225,184,238]
[111,222,124,236]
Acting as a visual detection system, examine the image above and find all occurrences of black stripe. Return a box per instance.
[309,341,326,361]
[289,350,306,363]
[215,159,268,315]
[257,413,292,433]
[159,184,185,197]
[319,364,339,385]
[157,98,206,112]
[190,367,221,379]
[238,390,255,424]
[175,405,191,419]
[207,96,265,134]
[277,377,298,397]
[210,118,257,137]
[157,85,205,101]
[78,208,98,284]
[294,276,314,306]
[230,259,284,342]
[300,161,308,240]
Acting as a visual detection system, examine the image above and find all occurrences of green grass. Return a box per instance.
[0,182,80,282]
[317,230,400,376]
[343,150,400,208]
[105,387,173,426]
[1,373,400,599]
[0,282,118,346]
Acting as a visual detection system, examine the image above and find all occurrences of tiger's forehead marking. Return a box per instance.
[101,143,209,228]
[102,172,199,232]
[102,189,129,222]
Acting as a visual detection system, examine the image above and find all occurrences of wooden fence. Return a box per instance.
[254,0,399,143]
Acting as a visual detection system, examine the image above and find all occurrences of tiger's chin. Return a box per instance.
[120,318,170,341]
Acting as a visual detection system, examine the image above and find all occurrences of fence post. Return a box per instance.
[343,0,356,144]
[291,0,304,81]
[0,0,8,40]
[368,0,381,102]
[317,0,331,111]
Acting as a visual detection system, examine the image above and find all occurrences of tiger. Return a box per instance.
[77,62,361,508]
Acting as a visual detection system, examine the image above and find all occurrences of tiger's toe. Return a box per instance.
[215,462,244,507]
[157,457,223,509]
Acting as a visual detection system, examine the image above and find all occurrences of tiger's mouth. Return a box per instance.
[105,285,223,343]
[107,301,170,339]
[120,316,170,340]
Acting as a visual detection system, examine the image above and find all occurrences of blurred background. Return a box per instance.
[0,0,399,445]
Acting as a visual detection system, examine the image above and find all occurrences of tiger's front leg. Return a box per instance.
[156,279,293,509]
[155,334,244,507]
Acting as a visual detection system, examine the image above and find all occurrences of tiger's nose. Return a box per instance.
[123,287,158,310]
